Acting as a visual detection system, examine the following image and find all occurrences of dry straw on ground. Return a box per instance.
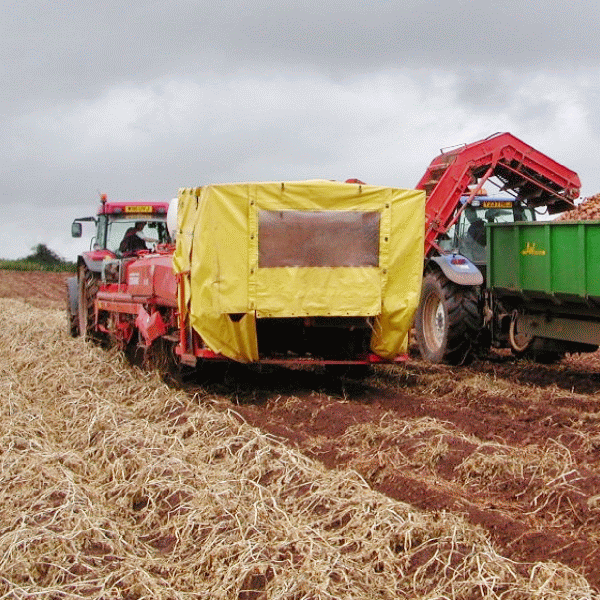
[321,407,599,534]
[0,298,597,599]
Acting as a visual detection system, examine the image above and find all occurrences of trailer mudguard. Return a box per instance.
[429,254,483,286]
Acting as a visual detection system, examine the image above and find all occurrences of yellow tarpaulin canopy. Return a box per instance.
[173,180,424,362]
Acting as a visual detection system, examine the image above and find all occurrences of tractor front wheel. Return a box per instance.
[66,276,79,337]
[77,265,100,342]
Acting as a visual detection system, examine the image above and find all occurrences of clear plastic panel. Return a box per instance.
[259,210,380,268]
[105,217,170,253]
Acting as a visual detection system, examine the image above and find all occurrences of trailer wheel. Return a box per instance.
[508,314,533,353]
[77,265,100,342]
[512,337,565,364]
[415,271,481,365]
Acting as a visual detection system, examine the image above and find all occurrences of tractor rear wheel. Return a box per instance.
[415,271,481,365]
[67,301,79,337]
[66,277,79,337]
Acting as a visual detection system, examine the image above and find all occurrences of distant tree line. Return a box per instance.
[25,244,66,266]
[0,244,76,272]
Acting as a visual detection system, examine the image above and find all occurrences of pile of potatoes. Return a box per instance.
[557,193,600,221]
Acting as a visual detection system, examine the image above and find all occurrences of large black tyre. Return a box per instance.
[77,265,100,342]
[415,270,481,365]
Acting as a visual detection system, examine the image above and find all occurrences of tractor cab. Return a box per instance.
[438,196,537,266]
[72,197,171,257]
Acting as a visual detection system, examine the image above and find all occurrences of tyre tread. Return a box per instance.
[415,270,481,364]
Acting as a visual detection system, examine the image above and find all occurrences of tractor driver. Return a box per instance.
[119,221,158,255]
[461,210,487,262]
[467,218,486,246]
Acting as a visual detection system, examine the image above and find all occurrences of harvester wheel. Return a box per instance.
[415,271,481,365]
[77,265,100,342]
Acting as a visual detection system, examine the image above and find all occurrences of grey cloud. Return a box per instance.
[454,70,519,111]
[4,0,600,113]
[584,87,600,137]
[3,0,600,260]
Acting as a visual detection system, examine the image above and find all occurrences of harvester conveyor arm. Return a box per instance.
[416,132,581,257]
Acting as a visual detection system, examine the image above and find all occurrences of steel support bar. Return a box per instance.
[521,315,600,346]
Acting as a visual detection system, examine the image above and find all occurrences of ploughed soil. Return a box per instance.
[0,268,71,310]
[3,268,600,591]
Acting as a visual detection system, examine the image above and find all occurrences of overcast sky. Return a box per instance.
[2,0,600,260]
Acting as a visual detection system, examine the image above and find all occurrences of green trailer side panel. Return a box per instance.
[487,220,600,302]
[585,224,600,298]
[487,225,519,289]
[550,224,581,296]
[520,225,550,293]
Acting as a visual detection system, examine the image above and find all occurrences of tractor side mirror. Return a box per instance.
[71,222,82,238]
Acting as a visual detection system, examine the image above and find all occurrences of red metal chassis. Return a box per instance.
[94,256,407,367]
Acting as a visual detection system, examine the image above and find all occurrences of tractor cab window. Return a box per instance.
[439,199,535,264]
[103,217,171,254]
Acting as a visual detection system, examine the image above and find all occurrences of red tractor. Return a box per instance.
[66,195,172,340]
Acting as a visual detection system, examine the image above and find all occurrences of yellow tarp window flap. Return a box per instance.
[173,180,425,363]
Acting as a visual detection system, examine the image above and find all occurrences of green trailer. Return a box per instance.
[486,220,600,355]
